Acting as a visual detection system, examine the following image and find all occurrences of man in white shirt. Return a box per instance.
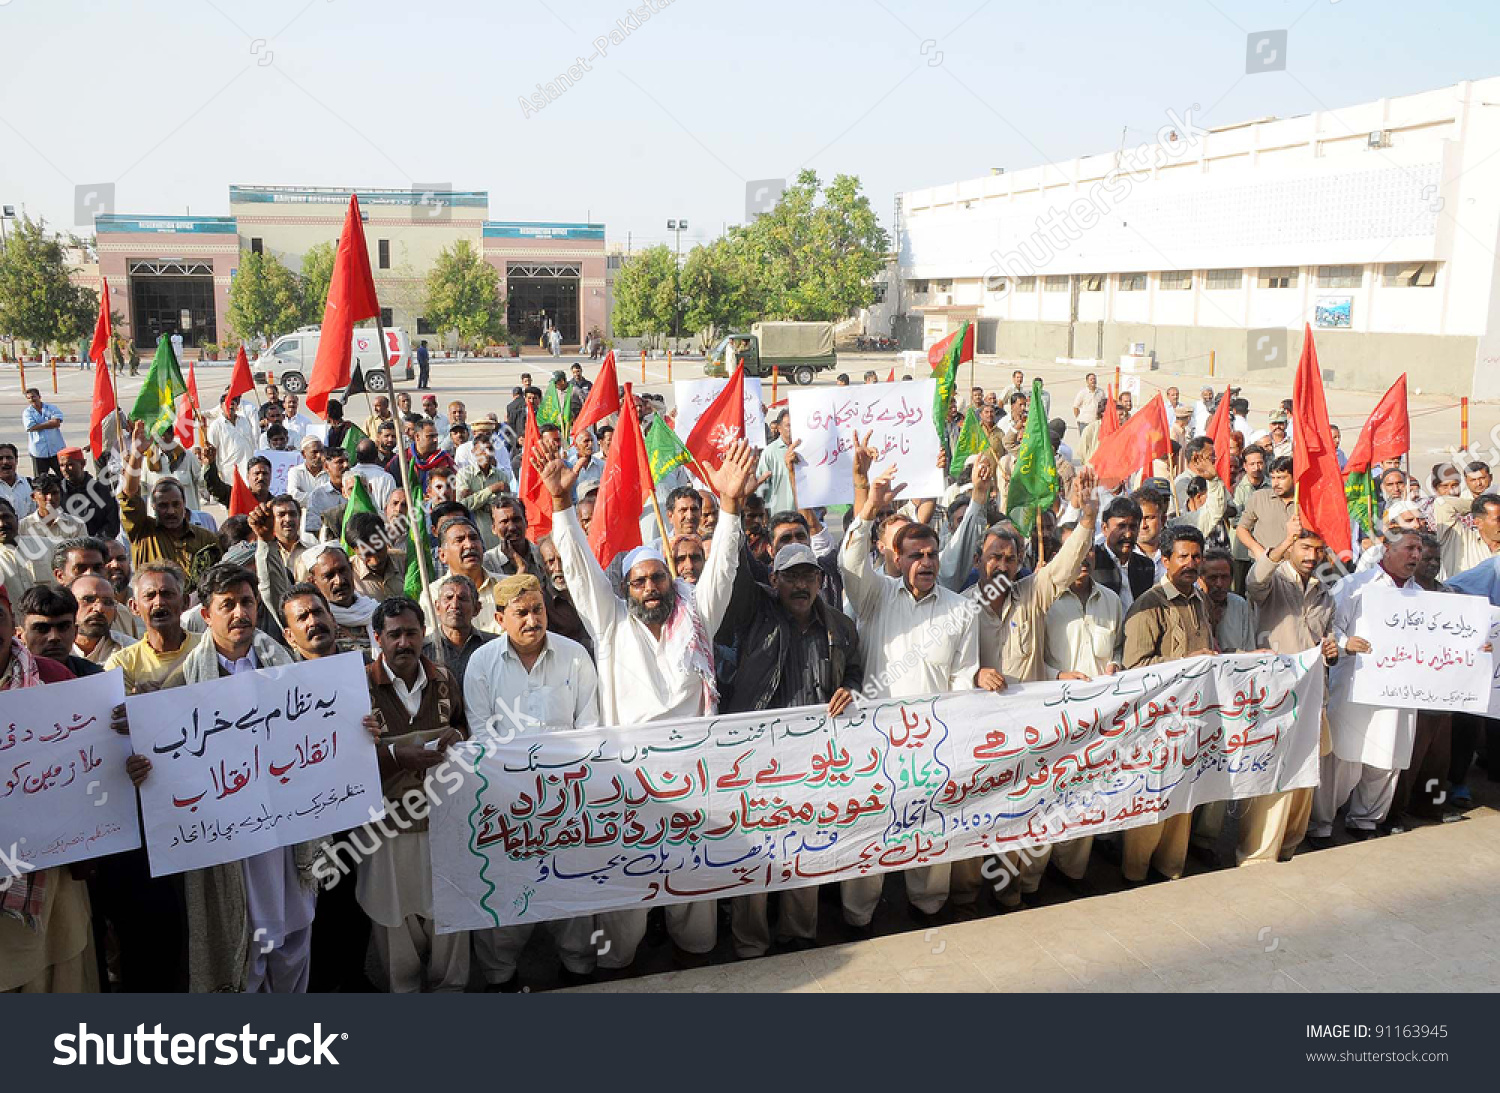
[539,440,757,969]
[1310,527,1423,844]
[287,435,329,504]
[282,394,320,449]
[206,392,258,481]
[302,448,352,536]
[1188,385,1215,438]
[464,573,601,991]
[840,447,980,928]
[0,443,35,520]
[1072,373,1104,432]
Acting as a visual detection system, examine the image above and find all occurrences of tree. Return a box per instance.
[227,249,304,342]
[680,236,757,345]
[0,216,95,354]
[611,244,680,342]
[422,240,505,349]
[298,241,336,325]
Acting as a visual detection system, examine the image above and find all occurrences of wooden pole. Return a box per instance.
[667,349,673,383]
[374,316,441,659]
[18,356,26,391]
[1035,509,1046,566]
[1462,397,1470,452]
[50,353,57,394]
[641,348,647,384]
[647,486,678,581]
[1209,349,1216,378]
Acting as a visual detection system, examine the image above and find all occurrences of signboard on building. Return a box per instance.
[1315,295,1353,328]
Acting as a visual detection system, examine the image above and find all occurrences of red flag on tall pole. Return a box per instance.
[1089,393,1171,490]
[518,402,552,542]
[1204,383,1234,489]
[1343,373,1410,476]
[228,467,257,517]
[1292,324,1352,560]
[571,349,622,443]
[87,280,118,461]
[926,325,975,371]
[306,195,381,417]
[175,357,202,449]
[227,344,255,405]
[587,381,653,567]
[683,360,748,475]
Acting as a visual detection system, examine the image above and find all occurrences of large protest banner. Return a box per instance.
[674,377,766,448]
[127,652,381,876]
[786,379,942,506]
[1349,587,1492,713]
[0,670,138,871]
[431,650,1323,932]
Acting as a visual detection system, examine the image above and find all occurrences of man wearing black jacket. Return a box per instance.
[1092,496,1155,611]
[717,542,864,957]
[739,510,844,610]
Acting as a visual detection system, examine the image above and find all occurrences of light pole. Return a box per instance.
[0,204,13,250]
[666,217,687,347]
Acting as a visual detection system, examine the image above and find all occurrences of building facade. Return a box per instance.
[88,186,604,356]
[898,77,1500,398]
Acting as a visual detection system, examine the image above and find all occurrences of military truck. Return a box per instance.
[706,321,836,384]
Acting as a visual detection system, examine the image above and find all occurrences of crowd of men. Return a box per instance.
[2,358,1497,995]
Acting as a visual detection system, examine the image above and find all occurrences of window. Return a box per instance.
[1081,274,1104,291]
[1258,267,1297,289]
[1205,268,1243,290]
[1382,262,1437,287]
[1159,270,1193,290]
[379,308,393,327]
[1318,265,1362,289]
[1043,275,1069,292]
[249,237,263,255]
[1118,272,1147,291]
[378,239,390,269]
[933,280,952,293]
[416,316,436,335]
[911,279,929,294]
[1015,276,1036,292]
[984,276,1007,293]
[872,282,888,303]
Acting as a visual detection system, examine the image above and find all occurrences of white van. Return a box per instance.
[256,326,410,394]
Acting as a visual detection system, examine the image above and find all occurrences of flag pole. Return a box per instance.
[1035,508,1046,565]
[374,317,440,635]
[630,387,677,579]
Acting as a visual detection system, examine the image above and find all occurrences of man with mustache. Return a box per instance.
[839,445,980,930]
[261,536,378,656]
[105,561,199,694]
[717,540,864,955]
[420,573,495,688]
[69,573,132,665]
[1120,525,1216,884]
[538,440,757,969]
[1092,496,1155,611]
[465,573,599,991]
[423,516,505,637]
[119,422,222,592]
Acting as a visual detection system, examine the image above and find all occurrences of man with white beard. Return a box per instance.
[537,440,757,970]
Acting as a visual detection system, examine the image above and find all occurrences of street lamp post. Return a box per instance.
[666,217,687,348]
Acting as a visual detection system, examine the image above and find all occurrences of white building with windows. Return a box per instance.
[897,77,1500,399]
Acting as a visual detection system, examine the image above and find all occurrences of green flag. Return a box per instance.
[538,383,572,430]
[932,320,968,460]
[644,415,690,483]
[948,406,986,478]
[1004,378,1059,534]
[129,335,187,437]
[403,515,433,601]
[340,422,368,462]
[1345,468,1376,541]
[340,475,378,553]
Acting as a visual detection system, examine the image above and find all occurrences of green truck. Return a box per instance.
[706,321,836,385]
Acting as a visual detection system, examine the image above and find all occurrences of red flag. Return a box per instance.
[1089,393,1171,490]
[587,382,653,568]
[227,344,255,404]
[571,349,622,443]
[228,467,257,518]
[886,366,896,383]
[927,325,975,371]
[1292,325,1352,560]
[518,403,552,542]
[1204,384,1234,489]
[87,281,118,461]
[1344,374,1409,476]
[174,358,201,449]
[1098,387,1120,443]
[306,195,381,417]
[683,360,747,474]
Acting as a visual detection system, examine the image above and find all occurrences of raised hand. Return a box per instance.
[710,441,759,514]
[783,438,803,472]
[1072,464,1099,516]
[247,501,274,542]
[851,430,878,481]
[861,465,907,520]
[972,456,995,501]
[532,449,579,503]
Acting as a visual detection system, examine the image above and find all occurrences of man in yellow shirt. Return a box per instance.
[103,561,200,694]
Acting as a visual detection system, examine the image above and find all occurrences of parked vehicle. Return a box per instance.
[706,321,836,385]
[254,326,409,393]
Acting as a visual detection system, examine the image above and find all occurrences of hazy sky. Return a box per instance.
[1,0,1497,254]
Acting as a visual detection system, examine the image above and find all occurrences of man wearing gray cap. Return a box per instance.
[717,540,865,954]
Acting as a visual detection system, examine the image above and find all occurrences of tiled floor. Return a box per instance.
[570,809,1500,993]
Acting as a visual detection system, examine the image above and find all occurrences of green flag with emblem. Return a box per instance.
[1003,378,1058,533]
[129,335,187,436]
